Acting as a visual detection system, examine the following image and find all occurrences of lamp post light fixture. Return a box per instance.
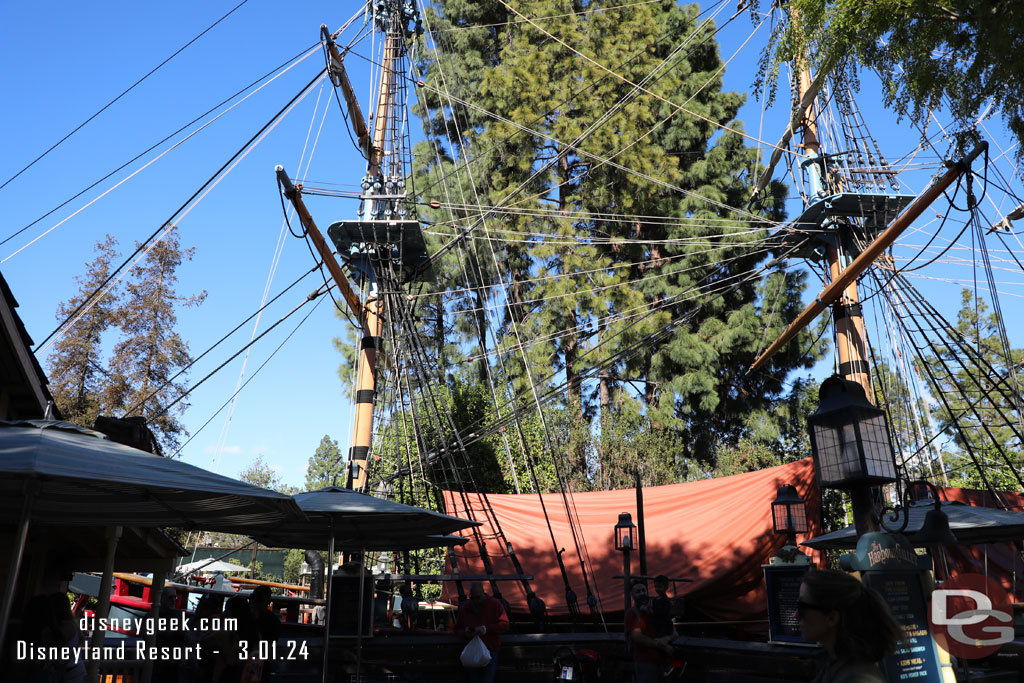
[808,376,898,535]
[614,512,636,615]
[772,485,809,539]
[771,485,810,565]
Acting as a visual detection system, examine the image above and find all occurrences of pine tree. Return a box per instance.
[46,235,120,427]
[305,435,345,490]
[925,290,1023,490]
[105,225,206,454]
[411,0,826,480]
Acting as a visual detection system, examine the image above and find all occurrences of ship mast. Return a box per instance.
[749,36,985,534]
[279,1,427,493]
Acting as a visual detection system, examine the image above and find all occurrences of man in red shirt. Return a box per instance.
[455,581,510,683]
[625,582,673,683]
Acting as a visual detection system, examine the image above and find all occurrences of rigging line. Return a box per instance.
[412,75,784,232]
[477,6,766,215]
[900,281,1024,413]
[418,40,553,556]
[153,280,333,425]
[494,0,797,161]
[889,279,1024,494]
[5,57,327,266]
[419,201,795,228]
[388,288,517,591]
[33,67,329,356]
[895,273,1024,456]
[459,245,793,445]
[426,225,782,247]
[121,262,323,417]
[409,246,766,303]
[435,0,666,32]
[972,206,1024,437]
[461,255,786,449]
[453,239,524,495]
[413,1,753,610]
[0,43,323,252]
[214,80,332,473]
[170,289,329,458]
[902,277,1024,299]
[419,3,600,609]
[994,230,1024,276]
[436,243,781,322]
[755,268,791,360]
[0,0,255,193]
[406,0,739,216]
[539,7,771,203]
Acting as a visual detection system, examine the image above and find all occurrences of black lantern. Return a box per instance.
[771,485,809,536]
[807,376,898,489]
[614,512,636,551]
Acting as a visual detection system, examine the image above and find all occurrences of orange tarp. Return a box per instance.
[443,457,822,622]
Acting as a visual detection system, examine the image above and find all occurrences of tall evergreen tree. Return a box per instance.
[46,235,120,427]
[925,290,1023,489]
[105,225,205,454]
[410,0,825,480]
[305,435,345,490]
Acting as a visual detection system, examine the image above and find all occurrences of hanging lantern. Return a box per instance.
[771,485,809,535]
[807,376,898,489]
[614,512,636,551]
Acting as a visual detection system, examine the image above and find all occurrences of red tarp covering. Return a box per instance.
[936,487,1024,602]
[443,458,822,622]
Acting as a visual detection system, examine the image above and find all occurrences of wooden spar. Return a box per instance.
[321,25,372,158]
[275,166,364,323]
[748,141,986,376]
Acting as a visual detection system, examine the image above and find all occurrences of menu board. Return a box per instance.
[863,571,943,682]
[763,564,810,643]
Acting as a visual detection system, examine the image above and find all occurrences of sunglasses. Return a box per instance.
[796,599,833,618]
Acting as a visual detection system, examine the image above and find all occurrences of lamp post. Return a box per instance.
[614,512,636,615]
[771,485,810,564]
[807,376,898,536]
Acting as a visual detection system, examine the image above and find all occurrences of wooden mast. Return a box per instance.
[279,16,405,492]
[795,64,873,396]
[348,27,402,492]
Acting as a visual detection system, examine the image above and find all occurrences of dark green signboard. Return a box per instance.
[848,533,945,683]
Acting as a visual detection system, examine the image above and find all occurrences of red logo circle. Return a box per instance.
[928,573,1013,659]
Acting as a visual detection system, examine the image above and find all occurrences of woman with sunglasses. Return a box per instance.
[798,569,904,683]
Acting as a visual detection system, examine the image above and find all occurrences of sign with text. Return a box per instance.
[863,571,944,682]
[763,564,811,643]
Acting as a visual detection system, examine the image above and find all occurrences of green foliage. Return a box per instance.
[753,0,1024,158]
[47,235,121,427]
[924,289,1023,489]
[283,548,306,585]
[305,434,345,490]
[103,225,206,454]
[239,455,299,494]
[395,0,828,491]
[46,226,204,454]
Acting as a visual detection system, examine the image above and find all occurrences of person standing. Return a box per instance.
[798,569,903,683]
[625,582,673,683]
[650,575,675,643]
[455,581,509,683]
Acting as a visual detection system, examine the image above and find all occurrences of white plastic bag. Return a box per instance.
[460,634,492,668]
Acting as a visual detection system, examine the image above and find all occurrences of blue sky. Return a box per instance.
[2,0,1021,489]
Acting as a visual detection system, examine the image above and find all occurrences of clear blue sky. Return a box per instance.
[2,0,1021,489]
